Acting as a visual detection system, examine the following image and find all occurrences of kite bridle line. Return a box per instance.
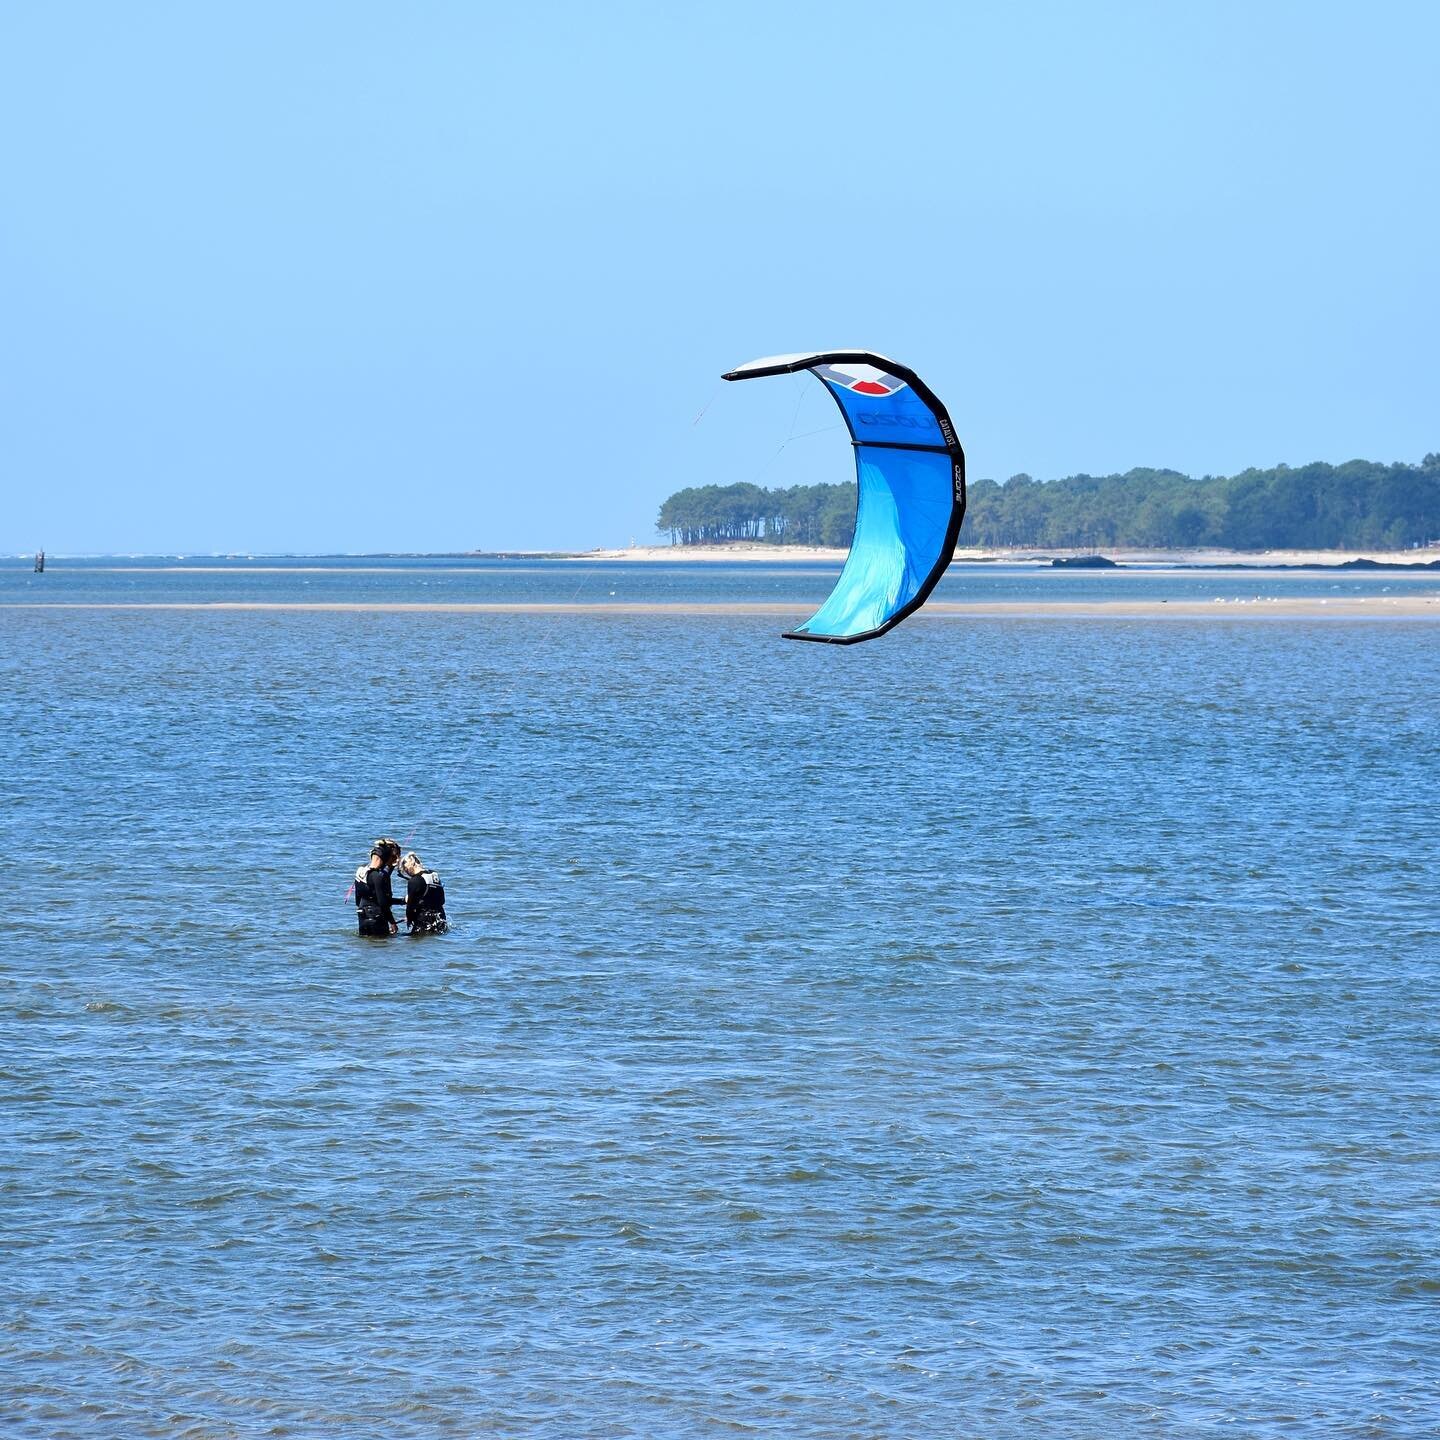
[406,548,611,838]
[345,371,743,904]
[341,550,612,903]
[690,381,722,426]
[743,372,848,490]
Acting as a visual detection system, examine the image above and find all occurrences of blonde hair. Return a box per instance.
[398,852,423,878]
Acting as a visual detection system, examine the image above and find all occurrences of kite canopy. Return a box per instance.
[722,351,966,643]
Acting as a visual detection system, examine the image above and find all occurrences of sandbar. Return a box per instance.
[15,598,1440,619]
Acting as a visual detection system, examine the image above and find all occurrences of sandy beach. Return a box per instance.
[573,543,1440,567]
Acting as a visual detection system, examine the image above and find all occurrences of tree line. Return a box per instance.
[657,455,1439,550]
[657,482,860,547]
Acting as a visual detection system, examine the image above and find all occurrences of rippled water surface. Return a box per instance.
[3,578,1438,1436]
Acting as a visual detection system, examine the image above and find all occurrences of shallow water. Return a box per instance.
[3,587,1438,1436]
[6,553,1440,608]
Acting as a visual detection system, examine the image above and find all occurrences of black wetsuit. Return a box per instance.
[405,870,448,934]
[356,863,398,937]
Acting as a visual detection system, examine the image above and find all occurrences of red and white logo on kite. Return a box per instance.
[814,363,907,397]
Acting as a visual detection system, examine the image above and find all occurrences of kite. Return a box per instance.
[722,351,966,643]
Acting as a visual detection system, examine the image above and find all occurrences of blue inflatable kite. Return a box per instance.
[723,351,966,644]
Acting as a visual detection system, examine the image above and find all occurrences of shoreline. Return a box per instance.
[14,545,1438,569]
[574,544,1440,568]
[14,597,1439,619]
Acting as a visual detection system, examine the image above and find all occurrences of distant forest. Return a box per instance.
[657,455,1440,551]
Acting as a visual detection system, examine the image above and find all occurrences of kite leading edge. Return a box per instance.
[721,351,966,644]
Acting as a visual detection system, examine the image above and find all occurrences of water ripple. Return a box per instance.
[1,608,1437,1436]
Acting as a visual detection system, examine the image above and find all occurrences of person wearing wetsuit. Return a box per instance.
[398,851,448,935]
[355,845,401,937]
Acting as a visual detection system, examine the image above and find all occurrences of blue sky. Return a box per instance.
[3,1,1436,553]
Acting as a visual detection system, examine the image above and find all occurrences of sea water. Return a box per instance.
[2,569,1437,1436]
[5,553,1440,607]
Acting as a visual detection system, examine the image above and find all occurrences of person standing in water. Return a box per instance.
[398,851,448,935]
[354,838,402,937]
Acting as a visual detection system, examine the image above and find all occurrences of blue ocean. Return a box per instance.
[4,559,1438,1436]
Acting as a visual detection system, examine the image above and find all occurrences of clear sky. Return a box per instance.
[2,1,1436,554]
